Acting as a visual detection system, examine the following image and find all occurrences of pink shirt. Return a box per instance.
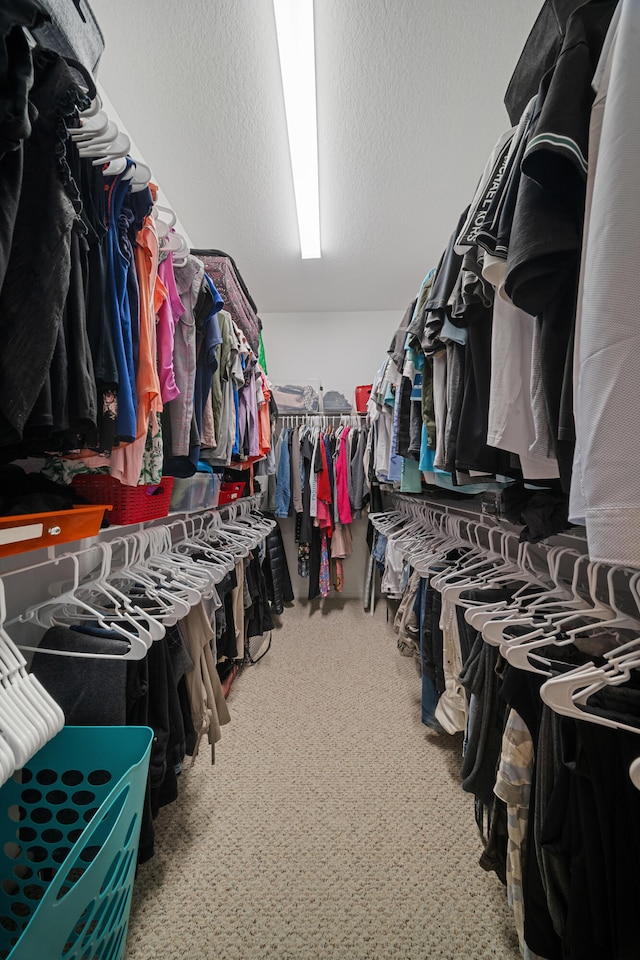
[156,253,184,404]
[336,427,353,525]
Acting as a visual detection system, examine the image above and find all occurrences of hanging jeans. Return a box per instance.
[274,429,291,517]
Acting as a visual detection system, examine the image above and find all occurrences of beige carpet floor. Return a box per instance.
[125,598,521,960]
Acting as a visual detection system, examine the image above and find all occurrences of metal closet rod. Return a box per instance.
[279,412,366,425]
[389,494,635,603]
[280,413,366,418]
[392,492,588,547]
[0,494,264,578]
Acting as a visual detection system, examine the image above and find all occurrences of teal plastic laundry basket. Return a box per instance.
[0,726,153,960]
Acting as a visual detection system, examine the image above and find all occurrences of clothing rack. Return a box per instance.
[376,493,640,707]
[370,489,640,956]
[0,497,279,799]
[393,492,589,550]
[388,492,637,608]
[364,491,592,621]
[279,413,366,429]
[0,494,263,575]
[371,492,640,756]
[0,494,266,626]
[273,412,368,601]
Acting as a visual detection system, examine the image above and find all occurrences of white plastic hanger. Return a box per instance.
[0,728,15,787]
[0,670,40,769]
[79,89,103,119]
[497,564,640,675]
[15,554,149,660]
[144,528,211,600]
[208,527,252,559]
[74,119,118,153]
[101,156,129,176]
[540,655,640,735]
[368,510,406,534]
[69,108,109,141]
[208,511,260,557]
[161,231,189,264]
[70,112,131,163]
[133,528,202,600]
[446,530,525,604]
[156,523,225,585]
[197,518,238,570]
[495,561,611,651]
[153,204,176,239]
[501,628,573,676]
[0,581,64,740]
[481,553,595,647]
[109,532,193,626]
[222,516,263,550]
[200,511,248,559]
[558,568,640,644]
[68,543,164,645]
[45,564,155,652]
[387,515,431,552]
[244,509,276,537]
[0,647,58,748]
[411,517,472,577]
[0,585,64,765]
[427,521,488,586]
[579,577,640,671]
[172,519,233,589]
[130,161,152,193]
[464,543,561,633]
[89,133,132,165]
[431,525,505,592]
[524,549,589,613]
[0,628,53,749]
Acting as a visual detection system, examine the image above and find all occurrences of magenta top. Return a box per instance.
[156,253,184,403]
[335,427,353,525]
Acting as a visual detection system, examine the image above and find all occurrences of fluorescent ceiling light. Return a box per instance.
[273,0,321,259]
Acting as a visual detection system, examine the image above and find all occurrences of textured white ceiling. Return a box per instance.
[90,0,541,314]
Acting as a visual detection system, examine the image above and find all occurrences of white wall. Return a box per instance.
[97,83,193,247]
[260,310,400,408]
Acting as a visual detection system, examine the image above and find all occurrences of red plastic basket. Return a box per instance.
[355,384,372,413]
[218,481,244,505]
[72,474,174,525]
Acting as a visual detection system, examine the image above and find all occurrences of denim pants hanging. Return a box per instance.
[274,428,291,517]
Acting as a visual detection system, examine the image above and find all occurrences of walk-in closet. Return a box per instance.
[0,1,638,958]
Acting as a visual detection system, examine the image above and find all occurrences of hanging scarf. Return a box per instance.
[319,532,330,599]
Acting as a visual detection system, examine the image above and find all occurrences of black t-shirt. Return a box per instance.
[504,0,586,125]
[505,1,619,313]
[503,3,617,492]
[521,1,618,198]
